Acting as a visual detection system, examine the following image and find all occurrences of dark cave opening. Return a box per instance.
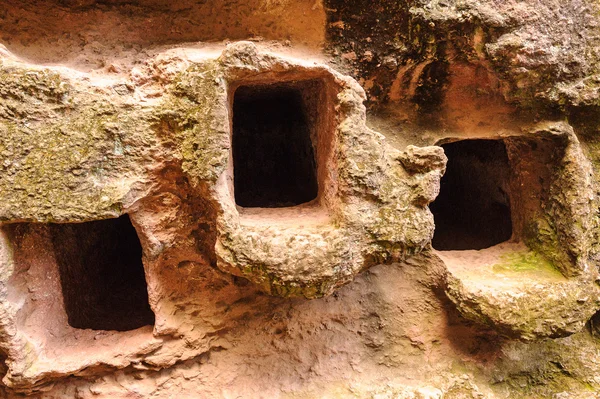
[50,215,155,331]
[232,83,319,208]
[431,139,513,251]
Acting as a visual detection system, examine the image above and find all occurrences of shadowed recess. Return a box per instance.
[431,139,512,250]
[232,83,318,208]
[50,215,155,331]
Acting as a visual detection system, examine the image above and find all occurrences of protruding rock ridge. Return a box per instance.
[212,42,446,298]
[0,42,446,391]
[0,2,600,392]
[436,121,600,341]
[326,0,600,364]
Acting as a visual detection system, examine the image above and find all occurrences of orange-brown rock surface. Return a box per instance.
[1,1,600,398]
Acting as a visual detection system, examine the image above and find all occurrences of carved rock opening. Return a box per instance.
[431,139,512,250]
[49,215,154,331]
[232,82,319,208]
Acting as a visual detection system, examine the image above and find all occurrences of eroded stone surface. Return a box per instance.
[0,41,449,390]
[1,1,600,397]
[440,243,600,341]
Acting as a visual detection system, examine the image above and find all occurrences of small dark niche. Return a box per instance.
[431,139,513,250]
[232,83,319,208]
[50,215,155,331]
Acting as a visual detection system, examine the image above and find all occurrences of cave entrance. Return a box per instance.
[50,215,155,331]
[431,139,513,250]
[232,82,319,208]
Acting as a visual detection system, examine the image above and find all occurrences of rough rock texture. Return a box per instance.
[0,41,448,390]
[326,0,600,109]
[441,243,600,341]
[1,0,600,398]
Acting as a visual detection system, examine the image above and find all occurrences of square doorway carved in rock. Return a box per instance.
[430,139,513,251]
[232,82,319,208]
[50,215,155,331]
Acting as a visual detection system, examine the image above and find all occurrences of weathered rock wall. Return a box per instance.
[1,1,600,398]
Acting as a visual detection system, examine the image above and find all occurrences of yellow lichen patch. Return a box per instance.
[155,61,229,184]
[492,250,566,281]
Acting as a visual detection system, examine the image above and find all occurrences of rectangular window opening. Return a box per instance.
[232,82,319,208]
[50,215,155,332]
[430,139,513,251]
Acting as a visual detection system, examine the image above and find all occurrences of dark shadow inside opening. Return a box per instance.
[232,83,318,208]
[431,139,512,250]
[50,215,155,331]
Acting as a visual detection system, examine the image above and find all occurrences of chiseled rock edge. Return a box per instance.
[445,267,600,341]
[0,41,446,390]
[210,42,447,298]
[443,122,600,341]
[0,42,446,297]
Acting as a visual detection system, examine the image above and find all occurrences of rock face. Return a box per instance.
[1,1,600,398]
